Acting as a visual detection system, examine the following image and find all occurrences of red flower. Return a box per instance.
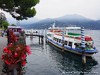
[8,30,18,43]
[25,46,31,55]
[16,47,21,51]
[21,54,26,60]
[22,61,26,66]
[15,59,21,64]
[8,43,13,47]
[8,50,12,54]
[14,52,18,57]
[3,47,9,53]
[5,60,11,65]
[2,33,31,66]
[2,55,4,60]
[3,47,12,54]
[27,50,31,55]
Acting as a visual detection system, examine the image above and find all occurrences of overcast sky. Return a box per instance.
[0,0,100,23]
[35,0,100,20]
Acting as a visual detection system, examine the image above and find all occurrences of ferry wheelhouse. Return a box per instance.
[47,24,98,57]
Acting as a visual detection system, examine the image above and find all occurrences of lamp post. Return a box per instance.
[0,12,4,29]
[0,4,6,29]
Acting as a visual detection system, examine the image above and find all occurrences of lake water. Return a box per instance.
[24,30,100,75]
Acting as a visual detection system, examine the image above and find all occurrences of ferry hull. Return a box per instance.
[47,38,96,57]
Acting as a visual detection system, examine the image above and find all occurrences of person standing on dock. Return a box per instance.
[1,30,4,37]
[7,29,9,44]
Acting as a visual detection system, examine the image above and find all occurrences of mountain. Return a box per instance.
[96,20,100,23]
[21,14,100,30]
[20,17,40,25]
[7,17,40,25]
[23,18,55,29]
[56,14,92,22]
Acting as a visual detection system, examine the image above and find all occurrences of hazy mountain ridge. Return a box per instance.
[22,14,100,30]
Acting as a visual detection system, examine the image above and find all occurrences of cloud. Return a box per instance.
[1,0,100,20]
[35,0,100,20]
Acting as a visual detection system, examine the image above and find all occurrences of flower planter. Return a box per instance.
[7,64,21,71]
[2,30,31,75]
[5,63,22,75]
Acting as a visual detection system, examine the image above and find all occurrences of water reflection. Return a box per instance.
[47,44,98,75]
[25,34,98,75]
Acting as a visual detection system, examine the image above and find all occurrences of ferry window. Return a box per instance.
[47,34,51,37]
[56,39,58,42]
[55,38,57,41]
[53,37,56,40]
[85,43,93,49]
[59,39,61,43]
[53,37,57,41]
[68,42,72,47]
[65,41,67,45]
[57,39,59,42]
[74,43,81,48]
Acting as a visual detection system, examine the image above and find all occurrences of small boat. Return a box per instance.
[47,23,98,57]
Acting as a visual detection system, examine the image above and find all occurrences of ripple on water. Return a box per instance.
[24,30,100,75]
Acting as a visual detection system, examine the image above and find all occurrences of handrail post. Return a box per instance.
[81,27,86,64]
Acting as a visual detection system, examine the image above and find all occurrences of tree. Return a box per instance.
[0,0,39,20]
[0,12,7,29]
[2,20,9,29]
[11,24,16,26]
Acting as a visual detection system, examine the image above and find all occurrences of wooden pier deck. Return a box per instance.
[25,34,44,37]
[24,29,47,44]
[25,33,45,44]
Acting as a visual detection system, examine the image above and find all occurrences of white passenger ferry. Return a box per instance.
[47,24,98,57]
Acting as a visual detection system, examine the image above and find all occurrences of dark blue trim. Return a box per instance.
[47,38,98,53]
